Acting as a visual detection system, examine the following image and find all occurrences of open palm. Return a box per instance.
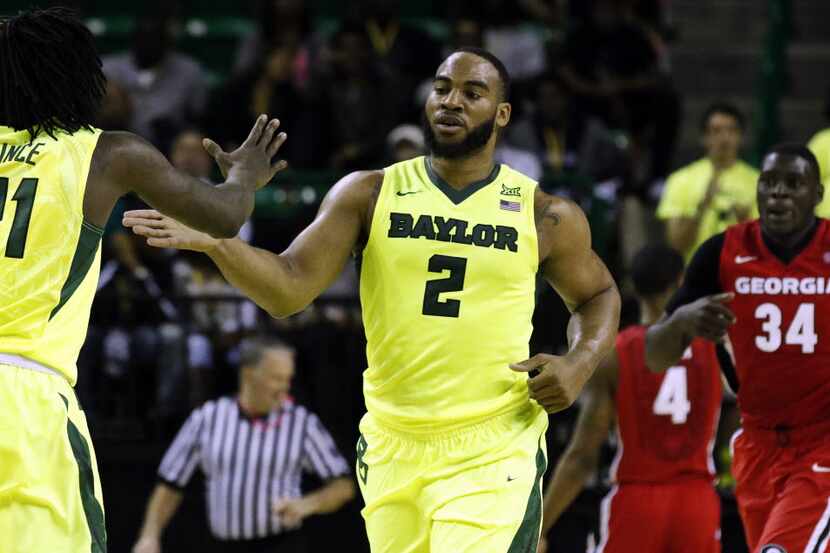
[123,209,220,252]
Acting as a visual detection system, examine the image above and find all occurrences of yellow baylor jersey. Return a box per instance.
[360,156,540,433]
[0,126,103,385]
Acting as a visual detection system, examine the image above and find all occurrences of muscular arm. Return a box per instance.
[205,171,380,317]
[536,191,621,397]
[134,483,184,545]
[541,353,616,535]
[86,117,283,238]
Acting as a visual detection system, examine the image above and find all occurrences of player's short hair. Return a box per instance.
[631,244,685,298]
[0,8,106,139]
[700,102,745,132]
[238,335,294,370]
[448,47,511,102]
[765,142,822,184]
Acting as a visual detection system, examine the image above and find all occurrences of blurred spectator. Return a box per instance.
[170,129,214,180]
[446,1,548,88]
[314,22,402,171]
[102,13,208,150]
[132,337,355,553]
[233,0,318,90]
[387,124,426,163]
[354,0,442,95]
[95,79,133,131]
[657,103,758,261]
[506,72,626,183]
[204,41,320,167]
[556,0,680,188]
[807,88,830,217]
[495,144,543,181]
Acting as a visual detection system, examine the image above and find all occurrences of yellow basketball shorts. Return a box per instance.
[356,404,548,553]
[0,362,106,553]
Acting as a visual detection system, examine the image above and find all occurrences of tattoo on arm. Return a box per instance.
[534,194,561,230]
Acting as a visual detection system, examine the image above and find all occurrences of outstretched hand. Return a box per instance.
[123,210,219,252]
[673,292,736,343]
[203,114,289,189]
[510,353,590,413]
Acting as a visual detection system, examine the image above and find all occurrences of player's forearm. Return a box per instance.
[206,238,310,317]
[151,175,253,240]
[304,477,355,515]
[541,453,596,535]
[565,286,621,378]
[138,484,184,539]
[645,316,689,372]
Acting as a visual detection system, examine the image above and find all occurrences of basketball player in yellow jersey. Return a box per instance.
[0,9,288,553]
[126,47,621,552]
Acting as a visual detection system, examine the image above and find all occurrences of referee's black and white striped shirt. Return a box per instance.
[158,396,350,540]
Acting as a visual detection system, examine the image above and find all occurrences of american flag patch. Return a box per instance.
[500,199,521,212]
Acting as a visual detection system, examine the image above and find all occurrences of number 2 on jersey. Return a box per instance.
[653,366,691,424]
[422,254,467,317]
[0,177,39,259]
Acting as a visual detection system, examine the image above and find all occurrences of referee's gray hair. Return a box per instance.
[238,335,294,370]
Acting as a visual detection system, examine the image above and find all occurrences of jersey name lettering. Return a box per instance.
[0,142,45,166]
[734,276,830,295]
[387,212,519,252]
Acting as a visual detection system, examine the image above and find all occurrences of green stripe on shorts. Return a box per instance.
[507,436,547,553]
[60,394,107,553]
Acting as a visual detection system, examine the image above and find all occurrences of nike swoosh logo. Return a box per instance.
[735,255,757,264]
[812,463,830,473]
[396,191,420,196]
[506,475,518,482]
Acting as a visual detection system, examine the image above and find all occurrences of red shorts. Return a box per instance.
[596,480,721,553]
[732,424,830,552]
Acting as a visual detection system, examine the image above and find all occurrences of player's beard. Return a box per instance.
[423,110,496,160]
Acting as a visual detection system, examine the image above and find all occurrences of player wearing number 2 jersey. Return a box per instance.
[538,245,722,553]
[1,9,287,553]
[647,144,830,553]
[125,48,621,552]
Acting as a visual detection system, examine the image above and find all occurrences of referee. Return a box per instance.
[132,336,355,553]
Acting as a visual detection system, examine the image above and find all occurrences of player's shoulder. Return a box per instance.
[617,324,646,343]
[498,162,540,188]
[327,169,384,209]
[533,188,588,232]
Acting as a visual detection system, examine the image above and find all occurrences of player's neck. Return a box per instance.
[761,217,819,262]
[639,299,665,326]
[429,149,497,191]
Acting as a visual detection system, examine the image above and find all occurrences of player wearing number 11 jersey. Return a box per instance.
[1,9,287,553]
[647,144,830,553]
[125,48,621,552]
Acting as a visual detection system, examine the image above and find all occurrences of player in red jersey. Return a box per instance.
[538,244,722,553]
[646,143,830,553]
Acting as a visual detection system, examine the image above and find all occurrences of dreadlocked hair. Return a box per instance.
[0,7,106,140]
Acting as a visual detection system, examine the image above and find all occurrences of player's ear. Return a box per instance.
[496,102,511,129]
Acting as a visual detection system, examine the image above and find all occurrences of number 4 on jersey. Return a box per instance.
[653,366,691,424]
